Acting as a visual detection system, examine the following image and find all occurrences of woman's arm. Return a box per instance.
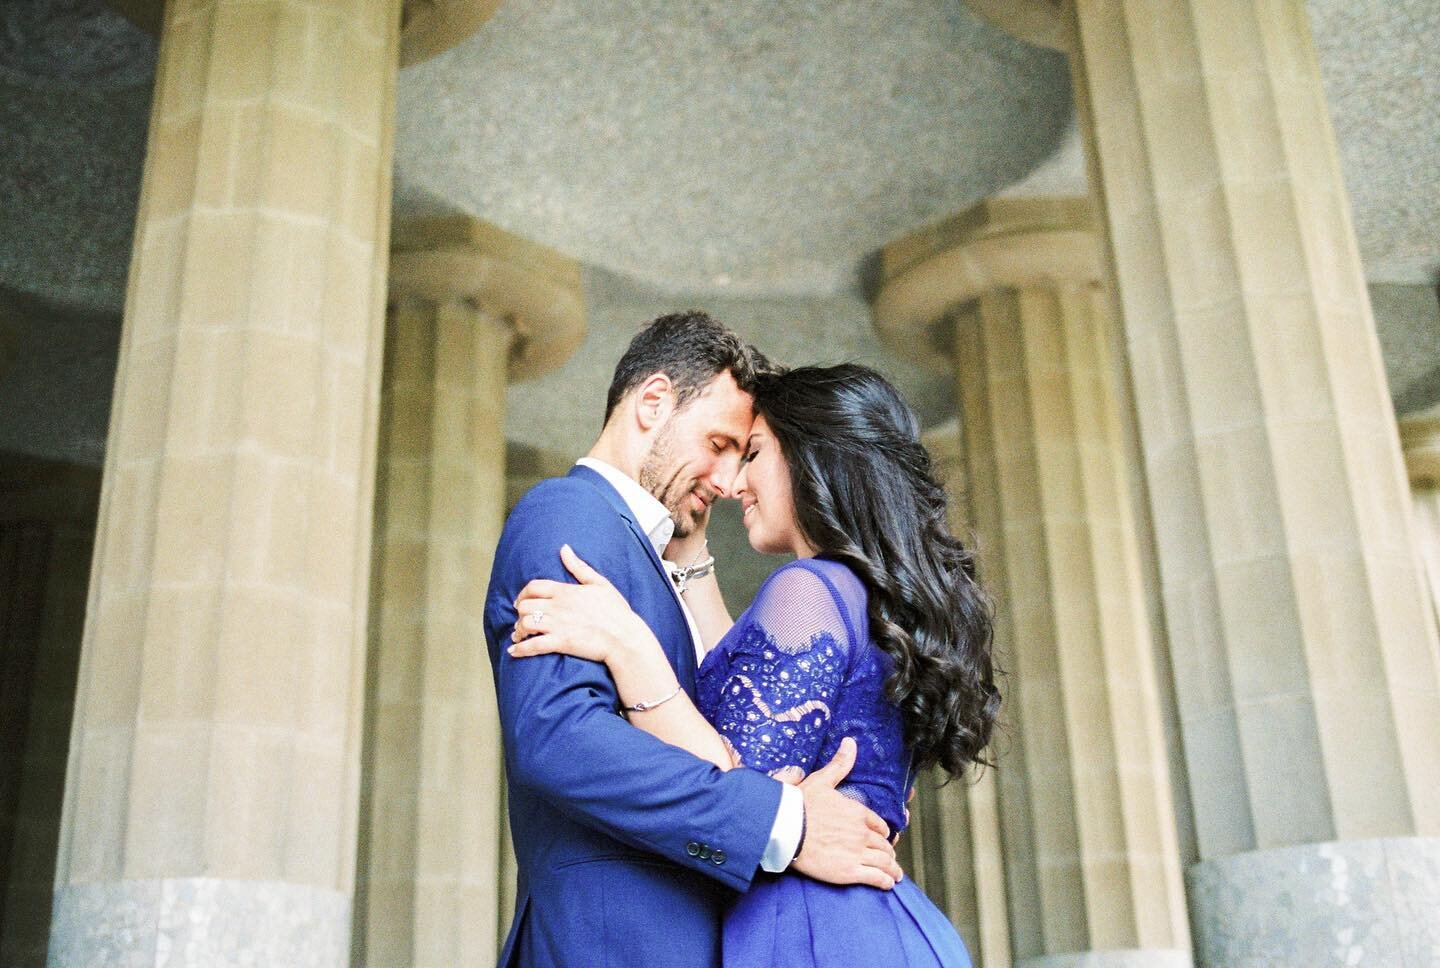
[676,569,734,651]
[511,545,736,770]
[513,548,906,888]
[663,529,734,650]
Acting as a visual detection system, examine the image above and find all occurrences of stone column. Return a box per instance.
[355,217,583,967]
[47,0,403,963]
[1401,412,1440,644]
[876,198,1191,967]
[902,424,1012,968]
[1064,2,1440,964]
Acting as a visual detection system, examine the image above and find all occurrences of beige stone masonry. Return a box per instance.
[878,200,1190,962]
[1401,412,1440,648]
[52,0,403,957]
[357,218,582,966]
[1068,0,1440,859]
[388,217,586,381]
[904,423,1012,968]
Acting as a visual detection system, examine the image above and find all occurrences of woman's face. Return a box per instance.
[733,415,813,557]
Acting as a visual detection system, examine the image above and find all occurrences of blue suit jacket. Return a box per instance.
[484,464,783,967]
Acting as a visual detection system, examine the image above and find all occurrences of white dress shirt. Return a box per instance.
[574,458,804,872]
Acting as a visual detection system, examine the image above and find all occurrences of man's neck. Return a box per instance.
[585,431,643,482]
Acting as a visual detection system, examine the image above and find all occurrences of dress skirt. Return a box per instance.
[723,873,972,967]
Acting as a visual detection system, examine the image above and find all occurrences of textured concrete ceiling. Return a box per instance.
[392,0,1072,296]
[1,0,1436,308]
[1308,0,1440,285]
[0,0,1436,470]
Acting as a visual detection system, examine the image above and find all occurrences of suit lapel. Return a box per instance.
[567,465,697,685]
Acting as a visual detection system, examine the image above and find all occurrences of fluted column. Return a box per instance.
[1064,2,1440,963]
[876,198,1191,967]
[905,424,1012,968]
[48,0,403,963]
[1401,412,1440,645]
[355,217,583,967]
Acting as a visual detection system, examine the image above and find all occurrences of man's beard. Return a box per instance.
[637,423,709,538]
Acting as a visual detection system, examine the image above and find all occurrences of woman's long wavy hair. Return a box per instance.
[753,363,998,778]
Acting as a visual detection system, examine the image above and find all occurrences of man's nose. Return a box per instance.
[729,463,749,498]
[709,459,739,499]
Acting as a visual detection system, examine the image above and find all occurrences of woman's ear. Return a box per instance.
[634,372,675,432]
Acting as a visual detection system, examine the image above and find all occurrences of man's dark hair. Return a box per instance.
[603,311,773,424]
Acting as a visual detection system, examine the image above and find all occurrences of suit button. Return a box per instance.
[711,849,726,865]
[686,841,700,857]
[698,844,712,860]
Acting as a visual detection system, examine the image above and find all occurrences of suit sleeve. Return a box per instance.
[484,480,783,891]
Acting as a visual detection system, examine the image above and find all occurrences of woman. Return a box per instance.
[509,364,998,966]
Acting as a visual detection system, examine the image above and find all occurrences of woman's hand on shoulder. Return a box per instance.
[509,545,656,665]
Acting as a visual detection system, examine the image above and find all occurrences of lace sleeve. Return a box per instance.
[707,563,857,781]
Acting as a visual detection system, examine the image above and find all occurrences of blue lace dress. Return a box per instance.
[696,557,972,967]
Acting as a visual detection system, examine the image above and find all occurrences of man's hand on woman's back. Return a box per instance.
[790,737,904,890]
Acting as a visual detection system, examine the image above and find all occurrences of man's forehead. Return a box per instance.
[691,374,754,433]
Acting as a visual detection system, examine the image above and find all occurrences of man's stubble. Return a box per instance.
[637,420,705,538]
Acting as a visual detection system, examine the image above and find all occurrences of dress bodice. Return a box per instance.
[696,557,911,835]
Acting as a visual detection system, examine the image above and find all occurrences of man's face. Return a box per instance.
[637,372,754,537]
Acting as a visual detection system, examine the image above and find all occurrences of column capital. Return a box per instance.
[390,216,585,383]
[1400,411,1440,488]
[871,196,1103,369]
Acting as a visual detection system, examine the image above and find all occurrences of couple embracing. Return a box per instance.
[484,311,998,967]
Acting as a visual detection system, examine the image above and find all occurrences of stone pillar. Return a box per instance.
[355,217,583,966]
[1065,2,1440,963]
[876,198,1191,967]
[901,770,1012,968]
[47,0,403,962]
[1401,412,1440,645]
[903,424,1012,968]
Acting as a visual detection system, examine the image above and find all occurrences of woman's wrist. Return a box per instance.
[609,620,673,697]
[664,532,709,568]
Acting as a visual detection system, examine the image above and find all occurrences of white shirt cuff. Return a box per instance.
[759,782,804,872]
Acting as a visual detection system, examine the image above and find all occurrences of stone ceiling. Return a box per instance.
[2,0,1436,311]
[0,0,1437,468]
[392,0,1071,296]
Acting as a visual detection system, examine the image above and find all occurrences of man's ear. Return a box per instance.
[633,372,676,432]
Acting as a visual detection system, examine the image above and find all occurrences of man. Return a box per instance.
[484,312,902,967]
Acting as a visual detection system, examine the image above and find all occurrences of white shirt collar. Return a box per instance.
[575,458,675,558]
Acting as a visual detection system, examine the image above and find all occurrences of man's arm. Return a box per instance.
[486,481,781,891]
